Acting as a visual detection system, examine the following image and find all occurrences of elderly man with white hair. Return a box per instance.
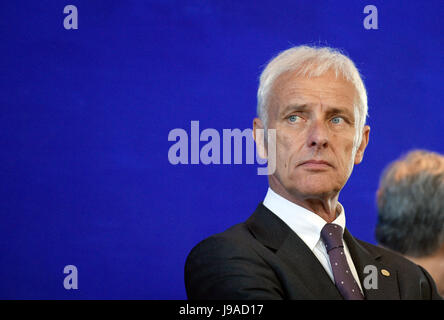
[184,45,441,300]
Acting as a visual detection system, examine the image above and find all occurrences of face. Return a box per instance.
[254,69,370,200]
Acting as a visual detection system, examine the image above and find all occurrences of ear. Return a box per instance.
[354,125,370,165]
[376,189,381,202]
[253,117,268,159]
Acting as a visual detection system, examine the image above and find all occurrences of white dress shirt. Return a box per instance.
[263,187,363,293]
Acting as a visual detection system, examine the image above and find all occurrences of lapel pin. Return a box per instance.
[381,269,390,277]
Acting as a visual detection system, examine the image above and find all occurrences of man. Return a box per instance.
[376,150,444,297]
[184,45,441,299]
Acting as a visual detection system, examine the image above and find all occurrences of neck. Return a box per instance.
[268,180,340,223]
[406,245,444,297]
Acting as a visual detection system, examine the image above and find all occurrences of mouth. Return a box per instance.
[298,160,333,170]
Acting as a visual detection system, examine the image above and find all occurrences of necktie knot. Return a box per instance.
[321,223,344,252]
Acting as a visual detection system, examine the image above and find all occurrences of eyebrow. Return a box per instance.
[279,104,309,117]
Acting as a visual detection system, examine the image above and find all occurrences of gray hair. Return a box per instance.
[375,150,444,257]
[257,45,368,146]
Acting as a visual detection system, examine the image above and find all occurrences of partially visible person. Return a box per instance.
[376,150,444,297]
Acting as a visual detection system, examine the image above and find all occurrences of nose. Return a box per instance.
[307,120,329,149]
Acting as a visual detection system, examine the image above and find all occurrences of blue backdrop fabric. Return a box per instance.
[0,0,442,299]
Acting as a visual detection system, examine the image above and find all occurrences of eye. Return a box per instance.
[331,117,344,124]
[288,115,300,123]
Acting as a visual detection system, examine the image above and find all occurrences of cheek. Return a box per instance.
[275,136,290,168]
[339,138,357,173]
[275,131,300,170]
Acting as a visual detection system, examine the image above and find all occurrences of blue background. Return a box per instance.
[0,0,442,299]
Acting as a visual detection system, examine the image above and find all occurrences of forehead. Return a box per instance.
[270,69,357,113]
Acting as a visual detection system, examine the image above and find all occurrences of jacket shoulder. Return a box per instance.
[184,223,284,299]
[186,222,257,259]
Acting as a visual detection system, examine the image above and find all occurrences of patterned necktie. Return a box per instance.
[320,223,364,300]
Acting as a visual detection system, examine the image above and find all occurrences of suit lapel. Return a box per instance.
[246,203,342,299]
[344,229,400,299]
[277,230,343,299]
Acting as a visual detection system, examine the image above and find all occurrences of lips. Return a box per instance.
[299,159,333,169]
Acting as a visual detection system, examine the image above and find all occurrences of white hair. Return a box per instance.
[257,45,368,146]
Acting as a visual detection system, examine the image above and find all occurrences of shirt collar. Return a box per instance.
[263,187,346,251]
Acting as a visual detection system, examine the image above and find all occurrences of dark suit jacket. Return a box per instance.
[185,203,441,300]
